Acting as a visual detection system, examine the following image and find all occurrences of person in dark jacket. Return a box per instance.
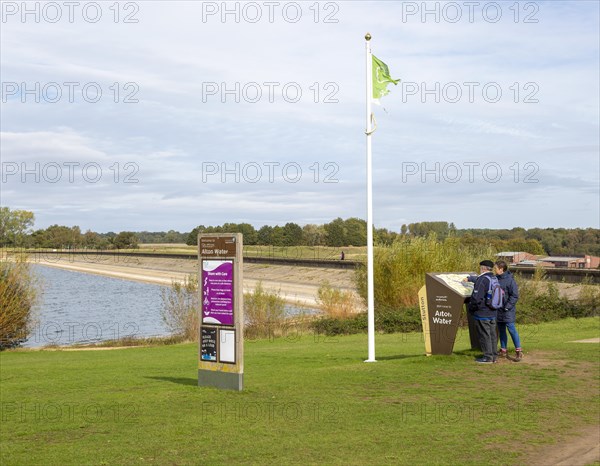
[464,260,498,364]
[495,260,523,360]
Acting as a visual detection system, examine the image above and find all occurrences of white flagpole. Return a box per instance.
[365,32,376,363]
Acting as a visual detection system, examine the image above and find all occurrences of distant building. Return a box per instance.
[498,252,600,269]
[495,251,536,265]
[538,255,600,269]
[516,260,554,267]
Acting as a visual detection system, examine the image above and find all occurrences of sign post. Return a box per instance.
[198,233,244,391]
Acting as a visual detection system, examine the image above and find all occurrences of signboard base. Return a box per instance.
[467,312,482,351]
[198,369,243,391]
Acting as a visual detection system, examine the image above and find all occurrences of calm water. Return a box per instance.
[26,265,315,347]
[26,265,170,347]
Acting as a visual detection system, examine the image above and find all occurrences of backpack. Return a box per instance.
[485,275,505,310]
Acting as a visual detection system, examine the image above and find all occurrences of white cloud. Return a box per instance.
[1,0,598,231]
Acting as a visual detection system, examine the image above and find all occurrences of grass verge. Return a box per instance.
[1,318,598,465]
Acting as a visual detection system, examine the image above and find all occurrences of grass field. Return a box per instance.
[1,318,598,465]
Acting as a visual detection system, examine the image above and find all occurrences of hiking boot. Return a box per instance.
[515,350,523,361]
[498,349,508,359]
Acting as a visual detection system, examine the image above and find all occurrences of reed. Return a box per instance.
[0,257,38,350]
[515,272,599,322]
[355,235,495,309]
[244,282,286,339]
[316,281,358,318]
[160,274,200,342]
[578,277,600,312]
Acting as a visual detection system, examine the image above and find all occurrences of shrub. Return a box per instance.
[0,259,38,350]
[244,282,286,339]
[578,277,600,313]
[160,274,199,342]
[161,278,294,342]
[355,234,495,309]
[311,313,367,336]
[310,306,421,336]
[375,306,422,333]
[515,272,598,323]
[316,281,358,318]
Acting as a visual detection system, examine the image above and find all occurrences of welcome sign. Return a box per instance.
[418,273,474,355]
[198,233,244,391]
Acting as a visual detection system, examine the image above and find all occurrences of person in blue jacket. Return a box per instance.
[464,260,498,364]
[494,260,523,361]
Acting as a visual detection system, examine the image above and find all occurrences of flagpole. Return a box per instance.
[365,32,376,363]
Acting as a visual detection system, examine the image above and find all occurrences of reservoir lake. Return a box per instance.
[26,265,314,347]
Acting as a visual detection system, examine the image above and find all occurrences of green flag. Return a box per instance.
[372,55,399,103]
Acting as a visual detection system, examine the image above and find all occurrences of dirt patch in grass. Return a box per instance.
[454,350,599,465]
[517,350,568,368]
[525,424,600,466]
[509,351,597,381]
[568,338,600,343]
[498,351,599,465]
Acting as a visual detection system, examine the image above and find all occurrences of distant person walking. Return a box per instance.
[465,260,499,364]
[495,260,523,361]
[340,251,345,260]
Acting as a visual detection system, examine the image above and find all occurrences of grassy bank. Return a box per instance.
[139,244,367,260]
[4,244,367,261]
[1,318,598,465]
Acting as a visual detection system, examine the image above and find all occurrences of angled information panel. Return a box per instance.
[418,273,475,355]
[198,234,244,391]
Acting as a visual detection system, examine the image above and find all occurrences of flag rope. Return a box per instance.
[365,113,377,136]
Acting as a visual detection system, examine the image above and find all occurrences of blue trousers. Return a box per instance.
[498,322,521,349]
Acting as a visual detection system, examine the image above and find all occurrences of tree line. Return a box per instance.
[1,208,599,256]
[186,218,371,247]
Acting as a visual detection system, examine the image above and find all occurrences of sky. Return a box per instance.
[1,0,599,233]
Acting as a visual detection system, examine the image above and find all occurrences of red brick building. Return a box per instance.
[495,251,537,265]
[538,255,600,269]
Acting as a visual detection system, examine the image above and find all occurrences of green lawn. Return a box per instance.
[1,318,598,465]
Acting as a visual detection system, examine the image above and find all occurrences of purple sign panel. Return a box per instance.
[202,260,234,326]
